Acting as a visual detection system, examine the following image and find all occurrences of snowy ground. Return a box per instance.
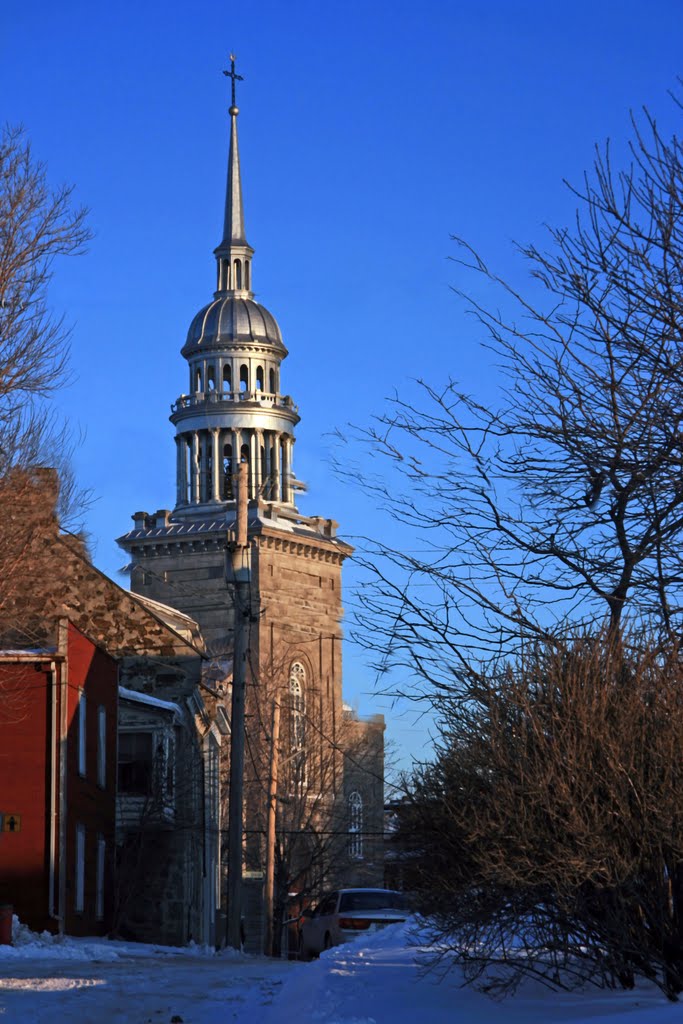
[1,917,683,1023]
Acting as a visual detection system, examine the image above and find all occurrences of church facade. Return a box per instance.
[118,63,385,949]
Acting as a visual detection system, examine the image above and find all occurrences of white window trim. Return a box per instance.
[75,824,85,912]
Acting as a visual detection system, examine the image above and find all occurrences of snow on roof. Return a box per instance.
[121,510,350,547]
[0,648,58,659]
[119,686,182,719]
[128,592,199,628]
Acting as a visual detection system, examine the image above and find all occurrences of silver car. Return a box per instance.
[299,888,408,958]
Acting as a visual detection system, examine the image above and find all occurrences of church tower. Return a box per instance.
[118,63,385,928]
[171,60,301,518]
[118,59,351,653]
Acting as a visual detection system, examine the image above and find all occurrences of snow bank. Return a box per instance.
[0,915,243,962]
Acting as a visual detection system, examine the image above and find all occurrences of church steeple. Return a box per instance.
[214,56,253,296]
[168,58,301,513]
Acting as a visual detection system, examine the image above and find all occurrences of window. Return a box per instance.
[118,732,154,795]
[314,892,338,916]
[96,835,106,920]
[338,891,408,912]
[240,364,248,392]
[348,791,363,859]
[269,368,276,393]
[222,364,232,392]
[223,443,233,499]
[289,662,306,786]
[97,706,106,788]
[75,824,85,912]
[289,663,306,750]
[256,365,264,391]
[78,690,86,777]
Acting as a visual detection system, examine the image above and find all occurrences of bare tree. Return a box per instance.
[235,646,383,956]
[0,126,91,621]
[399,632,683,1000]
[336,100,683,698]
[0,125,89,431]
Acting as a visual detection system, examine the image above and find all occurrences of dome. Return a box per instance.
[182,295,286,357]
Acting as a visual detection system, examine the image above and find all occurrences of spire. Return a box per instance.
[214,55,253,295]
[221,106,247,246]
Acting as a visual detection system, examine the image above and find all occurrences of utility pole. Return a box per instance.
[227,462,250,950]
[263,699,281,956]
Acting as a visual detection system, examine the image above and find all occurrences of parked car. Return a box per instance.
[298,888,409,958]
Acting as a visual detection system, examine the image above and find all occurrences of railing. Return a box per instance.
[171,390,298,414]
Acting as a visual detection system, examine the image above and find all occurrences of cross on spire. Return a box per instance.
[223,54,243,110]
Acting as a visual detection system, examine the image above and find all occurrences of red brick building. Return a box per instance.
[0,620,118,936]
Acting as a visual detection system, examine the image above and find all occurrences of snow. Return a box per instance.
[118,686,182,716]
[1,916,683,1023]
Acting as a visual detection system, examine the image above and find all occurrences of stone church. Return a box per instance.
[118,63,385,947]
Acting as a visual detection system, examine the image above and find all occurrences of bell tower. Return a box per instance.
[117,60,386,926]
[118,60,351,652]
[171,56,301,514]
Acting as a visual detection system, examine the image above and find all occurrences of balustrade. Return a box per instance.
[172,390,297,414]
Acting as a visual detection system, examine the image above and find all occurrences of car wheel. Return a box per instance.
[323,932,332,951]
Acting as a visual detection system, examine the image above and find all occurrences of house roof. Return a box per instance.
[119,685,183,720]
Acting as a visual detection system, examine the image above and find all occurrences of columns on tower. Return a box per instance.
[176,435,188,506]
[272,432,281,502]
[199,434,209,502]
[255,429,264,499]
[191,433,200,503]
[211,428,221,501]
[176,427,294,506]
[282,435,294,504]
[249,432,257,500]
[281,435,289,504]
[231,428,241,498]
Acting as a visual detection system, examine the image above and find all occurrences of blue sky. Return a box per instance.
[3,0,682,770]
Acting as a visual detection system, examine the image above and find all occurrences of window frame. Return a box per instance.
[117,730,155,796]
[348,790,364,860]
[75,824,85,913]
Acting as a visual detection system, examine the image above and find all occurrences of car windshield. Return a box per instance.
[338,891,408,913]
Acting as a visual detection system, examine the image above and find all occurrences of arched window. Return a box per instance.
[223,443,233,499]
[194,367,202,393]
[234,259,242,290]
[269,368,276,394]
[222,364,232,392]
[240,364,249,393]
[245,260,250,290]
[348,791,363,860]
[290,659,305,786]
[207,365,216,390]
[256,365,264,391]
